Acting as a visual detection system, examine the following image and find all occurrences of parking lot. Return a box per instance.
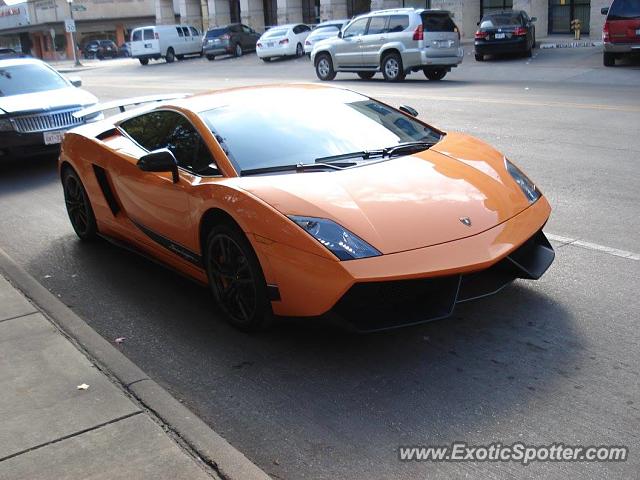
[1,45,639,479]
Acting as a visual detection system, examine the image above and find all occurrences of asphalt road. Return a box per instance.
[1,46,639,479]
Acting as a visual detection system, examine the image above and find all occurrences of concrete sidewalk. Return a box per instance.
[0,251,272,480]
[0,273,219,480]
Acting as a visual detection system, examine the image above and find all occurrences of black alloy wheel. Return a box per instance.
[205,224,271,331]
[62,168,97,241]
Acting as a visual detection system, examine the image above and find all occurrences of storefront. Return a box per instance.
[548,0,591,33]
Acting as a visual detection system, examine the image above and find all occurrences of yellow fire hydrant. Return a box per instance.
[571,19,582,40]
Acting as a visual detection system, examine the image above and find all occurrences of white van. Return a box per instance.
[130,25,203,65]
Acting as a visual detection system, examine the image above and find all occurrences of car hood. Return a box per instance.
[237,132,533,255]
[0,87,98,114]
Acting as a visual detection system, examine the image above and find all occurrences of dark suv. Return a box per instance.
[203,24,261,60]
[601,0,640,66]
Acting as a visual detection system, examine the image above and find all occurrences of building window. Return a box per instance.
[402,0,430,8]
[481,0,513,17]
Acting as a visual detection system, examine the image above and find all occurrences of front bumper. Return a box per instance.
[0,130,61,158]
[259,196,552,329]
[603,42,640,53]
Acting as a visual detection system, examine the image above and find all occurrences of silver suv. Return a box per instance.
[311,8,463,82]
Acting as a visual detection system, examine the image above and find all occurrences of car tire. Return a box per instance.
[603,52,615,67]
[139,58,149,65]
[424,68,447,81]
[357,72,375,80]
[381,53,405,82]
[315,53,336,81]
[206,54,216,61]
[235,43,243,57]
[62,167,98,242]
[166,48,175,63]
[296,43,303,57]
[475,53,484,61]
[261,57,271,62]
[205,223,272,332]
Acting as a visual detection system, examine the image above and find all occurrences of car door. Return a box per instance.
[241,24,257,50]
[334,17,369,68]
[360,15,388,67]
[421,12,458,58]
[189,26,201,53]
[113,110,219,254]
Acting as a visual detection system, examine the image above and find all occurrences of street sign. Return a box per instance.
[64,18,76,33]
[72,5,86,12]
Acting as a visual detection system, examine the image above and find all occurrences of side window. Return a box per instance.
[190,27,199,36]
[132,30,142,42]
[241,25,251,33]
[367,16,388,35]
[387,15,409,33]
[182,27,190,37]
[301,25,311,32]
[120,111,219,175]
[143,29,154,40]
[176,27,184,37]
[343,18,369,38]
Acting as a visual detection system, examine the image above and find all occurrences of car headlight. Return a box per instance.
[0,117,14,132]
[288,215,381,261]
[505,157,540,203]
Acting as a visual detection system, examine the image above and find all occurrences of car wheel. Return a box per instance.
[205,224,272,331]
[474,53,484,61]
[357,72,375,80]
[424,68,447,81]
[139,58,149,65]
[206,54,216,61]
[62,168,97,241]
[315,53,336,81]
[381,53,405,82]
[296,43,303,57]
[166,47,175,63]
[261,57,271,62]
[235,43,243,57]
[603,52,615,67]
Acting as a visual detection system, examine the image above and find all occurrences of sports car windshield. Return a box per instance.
[0,63,68,97]
[200,90,441,174]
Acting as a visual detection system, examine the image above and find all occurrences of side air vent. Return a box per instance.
[92,164,121,215]
[96,128,119,140]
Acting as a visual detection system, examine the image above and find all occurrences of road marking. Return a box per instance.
[547,233,640,261]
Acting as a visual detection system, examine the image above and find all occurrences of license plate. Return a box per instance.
[43,130,65,145]
[435,40,451,48]
[494,33,506,39]
[267,42,274,48]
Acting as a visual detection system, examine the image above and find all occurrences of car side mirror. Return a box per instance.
[399,105,418,117]
[137,148,179,183]
[601,7,609,15]
[68,76,82,87]
[337,30,343,39]
[530,16,537,22]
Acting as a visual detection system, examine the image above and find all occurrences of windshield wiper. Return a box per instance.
[241,161,357,176]
[315,141,437,164]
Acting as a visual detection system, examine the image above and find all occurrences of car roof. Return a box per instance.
[164,84,365,114]
[365,8,452,16]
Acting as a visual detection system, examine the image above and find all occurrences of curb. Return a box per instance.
[539,40,603,49]
[0,246,271,480]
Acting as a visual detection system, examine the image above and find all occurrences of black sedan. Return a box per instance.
[474,10,536,61]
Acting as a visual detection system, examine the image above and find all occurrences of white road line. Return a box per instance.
[547,234,640,261]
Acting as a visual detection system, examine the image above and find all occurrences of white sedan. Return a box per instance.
[256,24,311,61]
[303,20,348,55]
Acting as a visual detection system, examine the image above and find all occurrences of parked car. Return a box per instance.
[474,10,536,61]
[130,25,202,65]
[0,48,27,59]
[0,58,98,158]
[311,8,463,82]
[60,84,554,332]
[96,40,119,60]
[203,23,260,60]
[83,40,101,59]
[303,20,348,55]
[256,24,311,61]
[601,0,640,66]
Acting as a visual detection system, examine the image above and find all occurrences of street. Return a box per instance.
[1,46,639,479]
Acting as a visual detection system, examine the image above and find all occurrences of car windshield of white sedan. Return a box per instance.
[262,29,288,38]
[0,64,68,97]
[200,90,441,174]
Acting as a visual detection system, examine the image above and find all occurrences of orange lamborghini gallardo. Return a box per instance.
[60,84,554,332]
